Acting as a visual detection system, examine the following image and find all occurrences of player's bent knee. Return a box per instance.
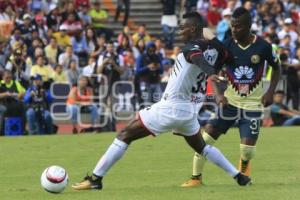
[117,123,142,144]
[184,134,206,154]
[240,144,256,161]
[202,131,216,145]
[192,132,216,156]
[116,129,133,144]
[204,124,221,140]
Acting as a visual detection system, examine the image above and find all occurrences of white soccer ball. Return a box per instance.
[41,166,68,193]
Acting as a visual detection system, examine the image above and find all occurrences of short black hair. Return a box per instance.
[232,7,252,26]
[183,12,205,31]
[274,90,285,95]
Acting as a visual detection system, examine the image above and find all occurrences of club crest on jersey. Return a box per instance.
[203,48,218,65]
[234,66,254,80]
[251,54,260,64]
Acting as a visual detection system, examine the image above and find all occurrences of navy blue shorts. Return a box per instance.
[207,104,263,140]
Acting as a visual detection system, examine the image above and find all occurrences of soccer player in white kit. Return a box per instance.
[72,12,251,190]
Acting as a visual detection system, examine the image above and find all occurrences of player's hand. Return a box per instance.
[215,94,228,105]
[203,28,215,40]
[262,91,273,107]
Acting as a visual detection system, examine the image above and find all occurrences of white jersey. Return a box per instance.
[138,39,227,135]
[160,39,226,113]
[161,52,207,113]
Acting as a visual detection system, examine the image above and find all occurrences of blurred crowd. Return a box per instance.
[0,0,299,135]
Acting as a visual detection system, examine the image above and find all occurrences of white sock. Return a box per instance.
[202,145,239,177]
[93,138,128,177]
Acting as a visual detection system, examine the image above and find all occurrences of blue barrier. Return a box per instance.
[4,117,23,136]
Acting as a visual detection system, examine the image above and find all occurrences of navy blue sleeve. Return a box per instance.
[210,38,231,71]
[182,43,203,63]
[182,42,216,75]
[221,38,234,65]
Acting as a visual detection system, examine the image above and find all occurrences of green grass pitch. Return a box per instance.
[0,127,300,200]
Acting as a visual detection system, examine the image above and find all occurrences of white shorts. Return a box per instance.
[138,102,200,136]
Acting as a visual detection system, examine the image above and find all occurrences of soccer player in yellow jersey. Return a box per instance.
[182,7,281,187]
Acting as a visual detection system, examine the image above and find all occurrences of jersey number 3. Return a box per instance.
[192,72,207,93]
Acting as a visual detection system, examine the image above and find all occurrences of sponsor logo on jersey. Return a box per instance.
[251,54,260,64]
[203,48,218,65]
[227,65,263,96]
[234,66,254,80]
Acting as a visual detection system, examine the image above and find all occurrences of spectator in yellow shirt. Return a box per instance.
[44,37,60,67]
[30,55,54,82]
[88,1,113,40]
[53,26,71,49]
[53,65,68,83]
[132,24,151,46]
